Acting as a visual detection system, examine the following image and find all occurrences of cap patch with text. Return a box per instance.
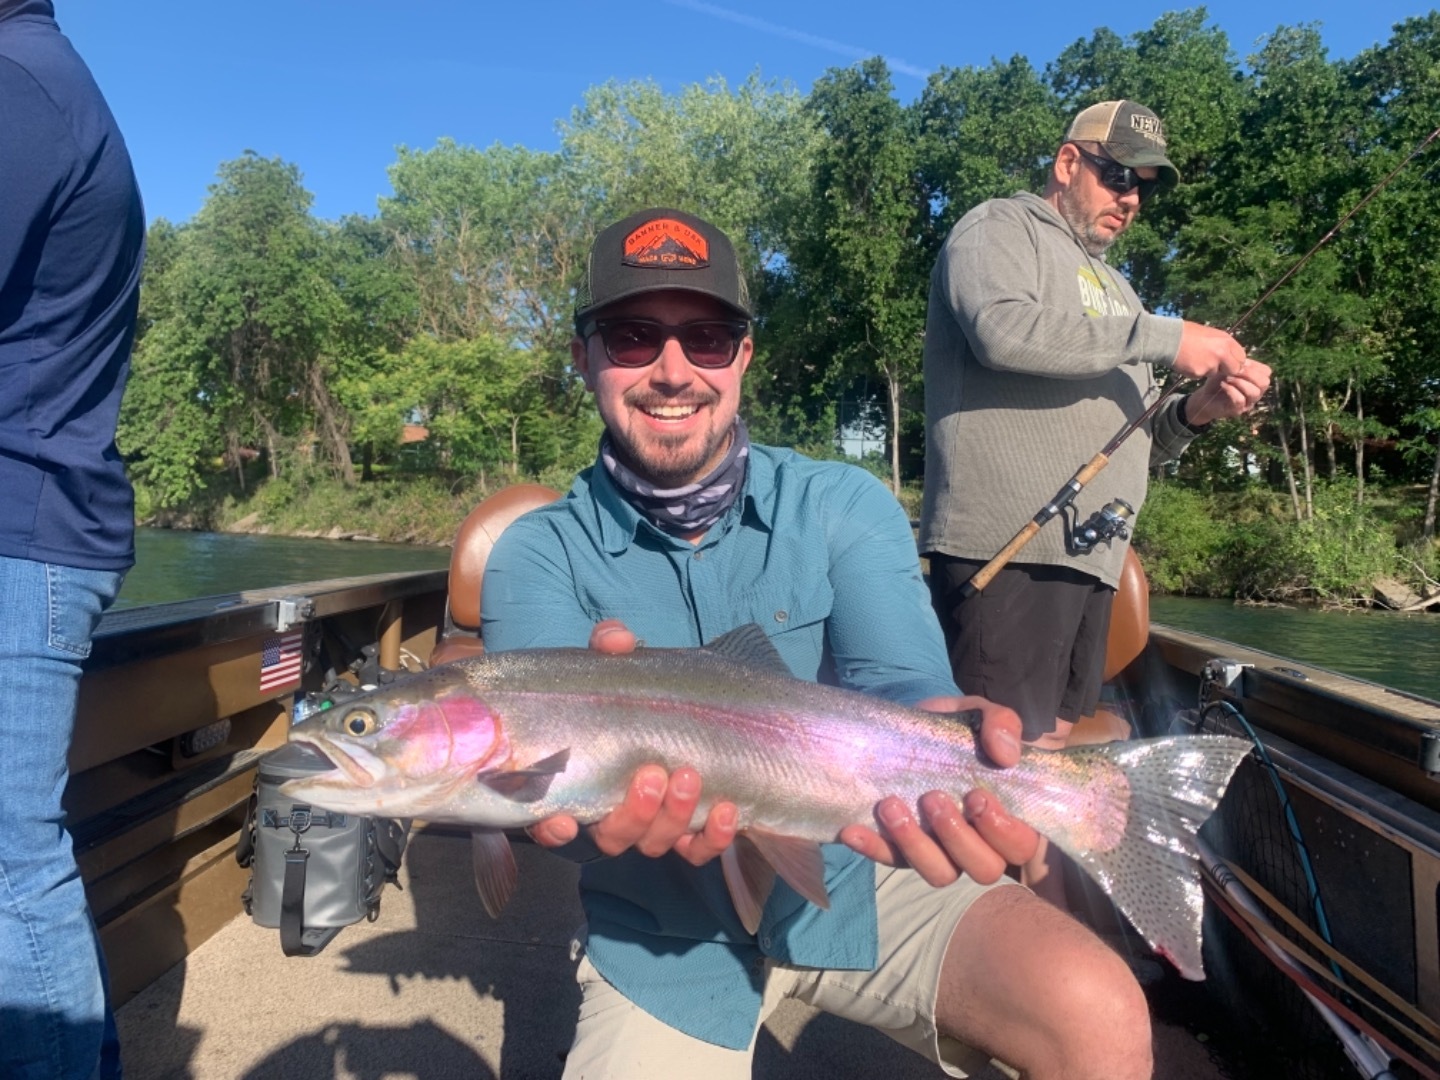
[622,218,711,270]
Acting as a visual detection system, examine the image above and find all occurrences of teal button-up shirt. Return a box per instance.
[480,444,960,1048]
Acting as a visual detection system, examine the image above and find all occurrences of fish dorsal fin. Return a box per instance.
[705,623,791,677]
[471,829,517,918]
[720,835,777,935]
[744,829,830,912]
[477,748,571,802]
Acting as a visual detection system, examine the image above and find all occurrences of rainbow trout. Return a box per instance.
[282,624,1251,978]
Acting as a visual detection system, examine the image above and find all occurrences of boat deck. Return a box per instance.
[114,829,1251,1079]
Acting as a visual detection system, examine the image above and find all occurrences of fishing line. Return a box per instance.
[1139,120,1440,445]
[962,122,1440,595]
[1200,697,1339,977]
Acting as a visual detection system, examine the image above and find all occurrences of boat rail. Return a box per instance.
[1148,624,1440,811]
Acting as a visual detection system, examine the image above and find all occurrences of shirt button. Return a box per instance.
[760,933,773,949]
[693,550,704,561]
[774,610,788,623]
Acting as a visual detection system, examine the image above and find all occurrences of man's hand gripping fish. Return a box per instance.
[283,624,1251,978]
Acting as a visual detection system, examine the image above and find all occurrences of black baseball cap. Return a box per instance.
[1065,100,1180,188]
[573,208,751,331]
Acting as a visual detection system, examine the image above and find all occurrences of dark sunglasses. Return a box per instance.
[1073,145,1161,203]
[583,317,749,369]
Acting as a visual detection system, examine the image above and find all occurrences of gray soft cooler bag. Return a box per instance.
[237,742,409,956]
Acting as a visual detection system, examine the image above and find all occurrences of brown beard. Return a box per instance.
[1057,183,1119,256]
[611,393,732,488]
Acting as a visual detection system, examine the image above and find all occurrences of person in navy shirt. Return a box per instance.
[0,3,144,1076]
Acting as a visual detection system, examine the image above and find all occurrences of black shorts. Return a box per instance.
[927,555,1115,741]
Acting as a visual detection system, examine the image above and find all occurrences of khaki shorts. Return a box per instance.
[562,864,1022,1080]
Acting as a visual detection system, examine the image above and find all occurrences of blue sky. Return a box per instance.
[59,0,1427,225]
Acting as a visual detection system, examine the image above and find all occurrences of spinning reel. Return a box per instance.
[1068,497,1134,553]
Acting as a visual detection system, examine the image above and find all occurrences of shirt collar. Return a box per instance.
[0,1,55,22]
[586,463,646,555]
[739,444,778,533]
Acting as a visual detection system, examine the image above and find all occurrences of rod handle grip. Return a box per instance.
[960,451,1111,596]
[966,522,1041,594]
[1074,451,1110,486]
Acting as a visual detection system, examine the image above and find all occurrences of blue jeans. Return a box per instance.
[0,555,125,1079]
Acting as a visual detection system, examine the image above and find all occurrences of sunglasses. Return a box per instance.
[1073,146,1161,203]
[583,317,749,369]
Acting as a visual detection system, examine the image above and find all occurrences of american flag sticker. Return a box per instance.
[259,629,305,692]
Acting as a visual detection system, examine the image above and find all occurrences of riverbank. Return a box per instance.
[1134,479,1439,610]
[136,471,554,548]
[136,472,1440,609]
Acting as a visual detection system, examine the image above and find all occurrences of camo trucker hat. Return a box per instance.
[574,208,751,330]
[1065,100,1180,188]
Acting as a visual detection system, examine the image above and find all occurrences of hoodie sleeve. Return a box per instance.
[937,200,1184,380]
[1148,395,1200,466]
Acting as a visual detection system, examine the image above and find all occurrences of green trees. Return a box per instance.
[777,59,926,494]
[121,9,1440,589]
[1351,14,1440,538]
[124,154,347,503]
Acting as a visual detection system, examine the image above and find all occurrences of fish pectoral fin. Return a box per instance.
[477,748,571,802]
[704,624,792,677]
[720,836,776,935]
[471,829,518,918]
[744,829,830,911]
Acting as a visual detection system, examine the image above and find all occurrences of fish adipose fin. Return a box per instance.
[721,836,777,934]
[1047,735,1252,980]
[704,624,793,677]
[477,748,571,802]
[471,829,518,918]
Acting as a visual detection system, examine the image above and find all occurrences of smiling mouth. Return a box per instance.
[640,403,702,420]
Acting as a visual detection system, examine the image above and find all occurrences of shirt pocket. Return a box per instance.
[577,585,697,649]
[729,575,834,680]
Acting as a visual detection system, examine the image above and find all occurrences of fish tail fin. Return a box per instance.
[1045,734,1252,979]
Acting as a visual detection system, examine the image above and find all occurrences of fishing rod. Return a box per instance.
[961,122,1440,597]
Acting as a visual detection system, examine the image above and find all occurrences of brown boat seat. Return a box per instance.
[1103,545,1150,682]
[1068,546,1150,746]
[428,483,561,666]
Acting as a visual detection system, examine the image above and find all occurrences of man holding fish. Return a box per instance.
[473,207,1156,1079]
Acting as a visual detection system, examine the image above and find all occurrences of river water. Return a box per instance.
[115,528,1438,702]
[113,527,451,609]
[1149,594,1438,702]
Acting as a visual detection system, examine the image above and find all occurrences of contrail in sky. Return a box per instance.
[663,0,931,81]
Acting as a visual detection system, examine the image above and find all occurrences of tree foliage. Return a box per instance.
[122,10,1440,581]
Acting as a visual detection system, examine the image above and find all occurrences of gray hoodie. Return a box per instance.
[919,191,1195,588]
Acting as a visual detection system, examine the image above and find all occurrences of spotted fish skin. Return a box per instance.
[282,624,1251,978]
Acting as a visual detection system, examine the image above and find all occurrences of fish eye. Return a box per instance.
[342,708,379,737]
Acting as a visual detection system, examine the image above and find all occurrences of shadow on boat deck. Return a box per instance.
[116,830,1243,1079]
